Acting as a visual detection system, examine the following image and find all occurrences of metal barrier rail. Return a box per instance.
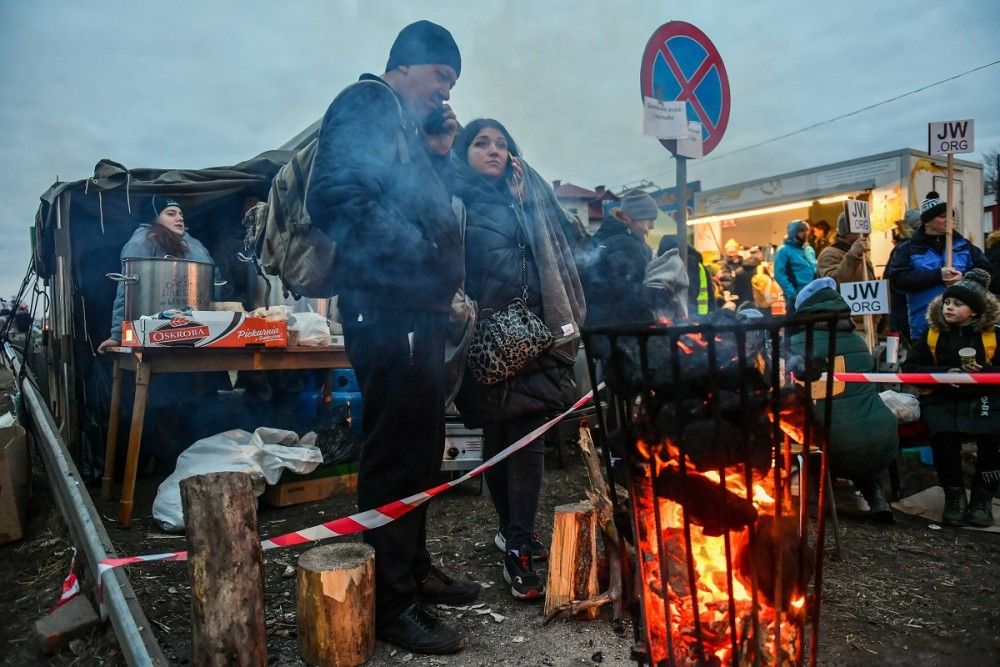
[3,343,167,666]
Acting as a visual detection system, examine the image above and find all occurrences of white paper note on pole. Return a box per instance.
[675,121,703,159]
[846,199,870,234]
[643,97,687,139]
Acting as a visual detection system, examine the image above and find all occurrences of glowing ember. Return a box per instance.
[632,437,808,665]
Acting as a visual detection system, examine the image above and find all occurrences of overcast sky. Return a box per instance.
[1,1,998,299]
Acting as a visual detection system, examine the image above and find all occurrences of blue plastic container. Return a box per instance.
[332,390,364,440]
[332,369,360,393]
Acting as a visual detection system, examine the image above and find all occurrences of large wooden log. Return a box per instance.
[297,543,375,667]
[544,500,599,620]
[181,471,266,667]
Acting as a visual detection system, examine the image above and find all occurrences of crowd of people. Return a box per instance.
[91,19,999,657]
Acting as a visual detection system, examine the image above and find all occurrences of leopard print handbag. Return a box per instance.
[466,241,553,385]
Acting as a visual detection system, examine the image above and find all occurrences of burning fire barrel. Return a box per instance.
[582,309,841,666]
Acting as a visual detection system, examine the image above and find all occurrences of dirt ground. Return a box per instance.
[1,408,998,665]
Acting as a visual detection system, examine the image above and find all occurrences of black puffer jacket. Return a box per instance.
[452,159,575,426]
[306,74,463,312]
[580,219,652,327]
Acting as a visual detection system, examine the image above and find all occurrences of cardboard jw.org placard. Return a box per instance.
[839,280,889,316]
[928,119,974,155]
[845,199,871,235]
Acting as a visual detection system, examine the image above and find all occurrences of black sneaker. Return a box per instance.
[503,546,544,600]
[941,486,968,526]
[416,565,481,605]
[494,530,549,560]
[966,487,995,527]
[376,603,464,654]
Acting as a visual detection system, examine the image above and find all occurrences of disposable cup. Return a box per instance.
[958,347,977,366]
[885,335,899,365]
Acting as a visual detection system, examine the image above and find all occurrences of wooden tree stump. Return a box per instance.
[297,543,376,667]
[181,471,266,667]
[544,500,600,620]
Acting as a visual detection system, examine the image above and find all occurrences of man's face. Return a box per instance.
[925,213,948,236]
[621,213,654,241]
[395,64,457,121]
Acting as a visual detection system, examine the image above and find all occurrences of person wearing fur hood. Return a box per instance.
[904,268,1000,527]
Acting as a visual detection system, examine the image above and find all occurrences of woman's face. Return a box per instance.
[157,206,185,235]
[467,127,509,182]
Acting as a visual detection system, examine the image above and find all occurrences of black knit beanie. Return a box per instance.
[942,268,993,315]
[920,191,947,224]
[385,21,461,77]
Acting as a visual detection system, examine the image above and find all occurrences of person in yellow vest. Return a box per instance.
[904,268,1000,527]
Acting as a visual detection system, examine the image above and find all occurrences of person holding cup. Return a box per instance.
[904,268,1000,527]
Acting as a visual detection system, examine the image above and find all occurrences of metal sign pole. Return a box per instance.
[676,155,688,266]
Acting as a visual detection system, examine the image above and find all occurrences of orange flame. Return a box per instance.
[633,437,803,664]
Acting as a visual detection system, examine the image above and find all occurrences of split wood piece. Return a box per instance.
[544,500,600,620]
[181,471,266,667]
[297,543,375,667]
[544,425,625,624]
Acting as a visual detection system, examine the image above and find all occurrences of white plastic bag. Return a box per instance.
[152,427,321,532]
[879,390,921,424]
[288,312,332,346]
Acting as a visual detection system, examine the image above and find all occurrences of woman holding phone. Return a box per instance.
[451,119,586,600]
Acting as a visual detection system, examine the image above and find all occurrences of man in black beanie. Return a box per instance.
[885,191,990,341]
[306,21,475,655]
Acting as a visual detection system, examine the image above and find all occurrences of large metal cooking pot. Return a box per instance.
[107,256,219,319]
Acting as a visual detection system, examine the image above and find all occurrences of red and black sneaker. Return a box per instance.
[503,545,544,600]
[494,530,548,561]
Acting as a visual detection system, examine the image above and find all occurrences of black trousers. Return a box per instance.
[483,414,547,551]
[342,307,447,623]
[931,431,1000,490]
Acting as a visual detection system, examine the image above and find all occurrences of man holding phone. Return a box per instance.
[306,21,476,655]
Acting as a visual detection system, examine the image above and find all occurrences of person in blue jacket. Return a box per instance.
[97,197,217,353]
[884,191,991,342]
[772,220,816,310]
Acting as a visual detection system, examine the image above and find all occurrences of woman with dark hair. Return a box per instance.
[451,118,586,600]
[97,197,216,353]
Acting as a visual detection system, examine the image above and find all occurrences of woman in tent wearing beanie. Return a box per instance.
[884,191,991,343]
[451,118,586,601]
[904,268,1000,526]
[97,197,217,353]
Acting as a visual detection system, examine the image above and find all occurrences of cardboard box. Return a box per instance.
[121,311,287,348]
[0,423,29,545]
[262,461,358,507]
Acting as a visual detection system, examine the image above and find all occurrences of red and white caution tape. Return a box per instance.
[95,386,600,580]
[823,372,1000,385]
[52,547,81,611]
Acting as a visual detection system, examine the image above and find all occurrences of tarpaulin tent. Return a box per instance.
[31,149,294,478]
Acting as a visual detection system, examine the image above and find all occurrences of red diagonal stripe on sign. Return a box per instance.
[661,47,718,134]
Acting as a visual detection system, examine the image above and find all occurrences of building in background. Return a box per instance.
[687,149,984,276]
